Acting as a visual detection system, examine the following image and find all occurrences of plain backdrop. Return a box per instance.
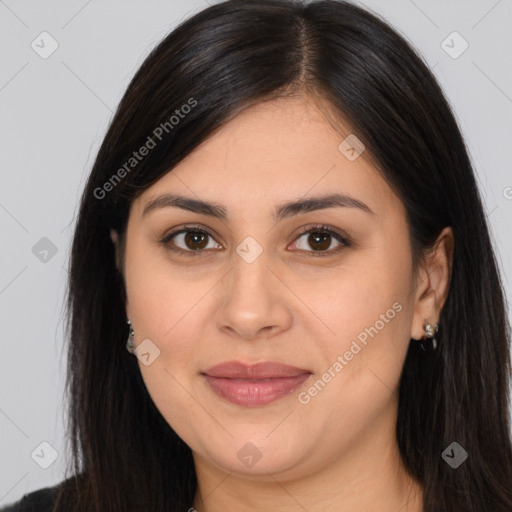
[1,0,511,506]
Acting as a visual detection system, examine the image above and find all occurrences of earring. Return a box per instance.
[126,318,135,354]
[419,321,439,353]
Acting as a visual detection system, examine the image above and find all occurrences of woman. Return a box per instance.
[3,0,511,511]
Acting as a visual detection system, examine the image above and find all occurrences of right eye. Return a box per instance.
[159,225,223,256]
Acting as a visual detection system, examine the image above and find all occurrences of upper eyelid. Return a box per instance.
[161,224,350,251]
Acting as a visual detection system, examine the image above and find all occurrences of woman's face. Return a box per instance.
[118,95,443,481]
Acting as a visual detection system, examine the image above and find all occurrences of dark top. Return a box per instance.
[1,482,61,512]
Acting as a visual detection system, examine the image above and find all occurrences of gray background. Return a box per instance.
[1,0,511,506]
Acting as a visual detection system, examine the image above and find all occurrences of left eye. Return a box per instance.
[292,227,350,254]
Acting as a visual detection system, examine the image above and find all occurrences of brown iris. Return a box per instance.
[184,231,209,250]
[307,232,331,251]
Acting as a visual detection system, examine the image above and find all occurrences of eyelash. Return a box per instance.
[159,223,351,258]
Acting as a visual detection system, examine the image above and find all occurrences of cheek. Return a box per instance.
[126,234,194,326]
[124,239,207,378]
[303,251,409,346]
[127,269,208,434]
[292,270,413,450]
[300,235,414,390]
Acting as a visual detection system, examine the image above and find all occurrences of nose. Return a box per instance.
[215,251,293,340]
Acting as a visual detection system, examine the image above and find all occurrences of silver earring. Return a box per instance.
[419,321,439,353]
[126,319,135,354]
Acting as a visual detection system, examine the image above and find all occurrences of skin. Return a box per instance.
[111,94,453,512]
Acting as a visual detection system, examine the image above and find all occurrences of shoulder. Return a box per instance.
[1,481,62,512]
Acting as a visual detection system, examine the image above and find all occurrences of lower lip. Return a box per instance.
[203,373,312,407]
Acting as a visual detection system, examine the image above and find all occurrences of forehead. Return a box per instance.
[133,96,401,220]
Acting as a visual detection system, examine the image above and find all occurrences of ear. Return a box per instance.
[410,226,454,340]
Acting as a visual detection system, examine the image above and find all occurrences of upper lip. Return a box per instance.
[202,361,312,379]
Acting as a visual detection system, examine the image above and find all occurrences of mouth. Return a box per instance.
[201,361,312,407]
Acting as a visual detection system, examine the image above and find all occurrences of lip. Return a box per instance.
[202,361,312,407]
[203,360,311,379]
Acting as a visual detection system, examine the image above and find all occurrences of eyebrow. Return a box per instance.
[141,192,374,222]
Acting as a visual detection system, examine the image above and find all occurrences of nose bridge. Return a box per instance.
[228,243,274,305]
[215,240,291,338]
